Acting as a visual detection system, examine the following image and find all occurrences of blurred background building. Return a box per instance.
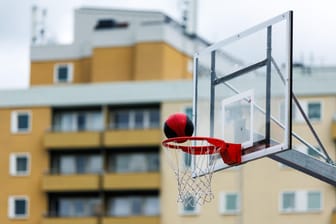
[0,5,336,224]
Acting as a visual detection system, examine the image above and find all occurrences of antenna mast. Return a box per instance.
[181,0,198,36]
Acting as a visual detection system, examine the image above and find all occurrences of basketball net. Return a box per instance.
[162,136,241,206]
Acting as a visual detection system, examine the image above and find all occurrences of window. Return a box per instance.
[109,108,160,129]
[8,196,28,219]
[11,111,31,133]
[58,154,102,174]
[53,111,103,132]
[280,100,322,123]
[54,63,73,84]
[108,196,160,216]
[281,192,295,212]
[307,191,322,211]
[108,152,159,173]
[10,153,30,176]
[308,102,321,121]
[220,192,240,214]
[58,198,100,217]
[180,195,199,215]
[280,190,322,213]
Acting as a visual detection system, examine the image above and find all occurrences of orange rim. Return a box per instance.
[162,136,227,155]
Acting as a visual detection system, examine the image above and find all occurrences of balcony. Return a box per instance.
[103,172,160,190]
[42,174,100,191]
[331,121,336,140]
[44,131,101,149]
[41,216,159,224]
[42,217,98,224]
[103,129,162,147]
[102,216,160,224]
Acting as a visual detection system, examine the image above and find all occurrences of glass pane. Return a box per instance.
[18,114,29,130]
[144,197,160,215]
[110,198,130,216]
[74,200,85,216]
[61,113,75,132]
[282,192,295,210]
[308,192,321,210]
[88,198,101,216]
[134,110,144,129]
[308,102,321,120]
[76,156,87,174]
[183,196,196,212]
[129,154,146,172]
[130,197,143,215]
[60,156,75,174]
[15,199,26,216]
[226,194,238,211]
[115,111,129,129]
[16,156,28,172]
[59,199,72,216]
[88,155,102,173]
[77,114,86,131]
[116,155,130,173]
[185,107,192,119]
[149,109,160,128]
[307,146,321,158]
[58,66,69,82]
[89,112,103,131]
[147,153,159,171]
[183,152,192,167]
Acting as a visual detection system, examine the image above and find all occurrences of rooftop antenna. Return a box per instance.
[181,0,198,37]
[31,5,48,45]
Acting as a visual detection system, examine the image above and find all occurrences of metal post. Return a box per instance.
[210,50,216,137]
[192,55,199,136]
[265,26,272,145]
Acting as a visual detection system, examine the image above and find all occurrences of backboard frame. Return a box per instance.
[192,11,293,171]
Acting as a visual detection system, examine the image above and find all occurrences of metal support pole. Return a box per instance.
[210,50,216,137]
[265,26,272,145]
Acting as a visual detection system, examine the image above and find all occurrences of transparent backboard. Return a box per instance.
[193,11,293,171]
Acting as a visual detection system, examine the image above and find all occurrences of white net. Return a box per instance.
[162,137,224,206]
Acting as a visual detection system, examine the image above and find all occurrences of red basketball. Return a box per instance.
[164,113,194,138]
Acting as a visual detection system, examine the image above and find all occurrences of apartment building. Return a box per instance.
[0,6,335,224]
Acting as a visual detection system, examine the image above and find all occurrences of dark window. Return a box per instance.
[15,199,26,216]
[16,157,28,172]
[57,66,69,82]
[18,114,29,130]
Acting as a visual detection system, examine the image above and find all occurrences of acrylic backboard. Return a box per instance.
[193,11,293,171]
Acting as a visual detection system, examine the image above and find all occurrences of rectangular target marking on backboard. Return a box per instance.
[222,89,254,149]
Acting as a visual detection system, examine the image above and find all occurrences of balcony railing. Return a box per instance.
[42,174,101,191]
[44,131,102,148]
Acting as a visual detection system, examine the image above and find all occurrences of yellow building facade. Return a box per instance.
[0,7,336,224]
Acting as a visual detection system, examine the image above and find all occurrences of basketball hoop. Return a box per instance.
[162,136,241,206]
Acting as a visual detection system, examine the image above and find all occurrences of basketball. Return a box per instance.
[163,113,194,138]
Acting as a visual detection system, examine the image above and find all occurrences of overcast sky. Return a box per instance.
[1,0,336,89]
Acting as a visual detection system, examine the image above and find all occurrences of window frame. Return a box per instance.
[9,153,31,176]
[179,195,200,215]
[58,197,101,217]
[11,111,32,134]
[109,152,159,173]
[53,63,73,84]
[280,190,322,213]
[53,111,103,132]
[109,108,160,130]
[108,196,160,216]
[279,100,323,124]
[219,192,240,215]
[8,196,29,219]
